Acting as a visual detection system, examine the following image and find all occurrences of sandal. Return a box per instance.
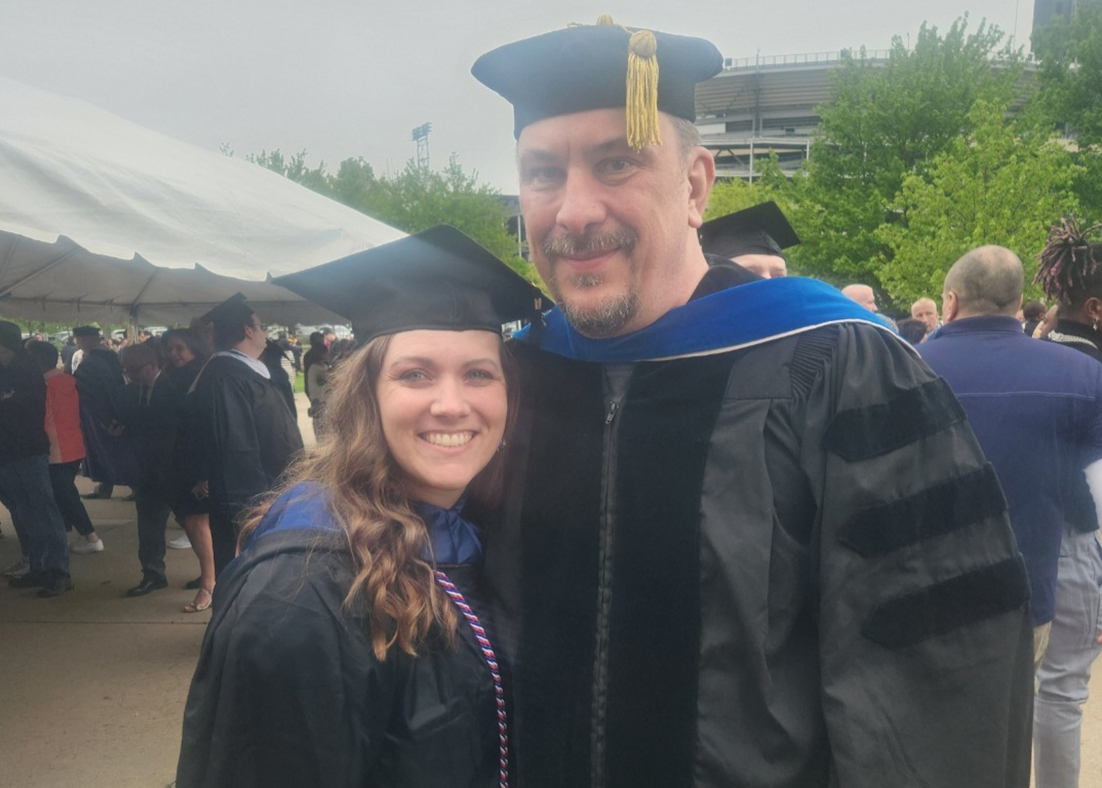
[183,587,213,613]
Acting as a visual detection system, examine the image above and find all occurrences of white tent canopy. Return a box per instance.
[0,77,405,326]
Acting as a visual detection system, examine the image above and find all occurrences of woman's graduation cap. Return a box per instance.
[472,16,723,150]
[699,202,801,260]
[272,225,550,343]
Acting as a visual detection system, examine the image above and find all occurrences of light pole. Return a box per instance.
[411,122,432,169]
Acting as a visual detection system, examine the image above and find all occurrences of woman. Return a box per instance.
[25,340,104,553]
[161,328,208,390]
[302,330,328,400]
[177,226,548,788]
[161,327,216,613]
[304,339,331,436]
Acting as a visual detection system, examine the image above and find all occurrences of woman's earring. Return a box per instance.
[497,440,507,453]
[1094,318,1099,332]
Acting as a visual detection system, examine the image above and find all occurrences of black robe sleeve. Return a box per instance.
[209,375,281,510]
[177,538,397,788]
[802,324,1033,786]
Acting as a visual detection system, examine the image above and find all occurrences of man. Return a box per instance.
[698,201,798,279]
[116,343,181,596]
[1031,230,1102,788]
[72,326,135,499]
[1022,298,1047,337]
[473,19,1033,787]
[259,338,297,417]
[0,321,72,597]
[841,282,878,312]
[910,296,939,334]
[919,246,1102,674]
[60,334,78,375]
[191,294,302,575]
[24,340,104,554]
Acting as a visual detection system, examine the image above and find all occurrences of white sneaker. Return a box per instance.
[1,558,29,577]
[71,537,105,554]
[167,535,192,550]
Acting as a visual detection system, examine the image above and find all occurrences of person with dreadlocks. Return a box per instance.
[1032,215,1102,788]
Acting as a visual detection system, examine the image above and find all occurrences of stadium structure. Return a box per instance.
[696,0,1099,181]
[693,50,892,181]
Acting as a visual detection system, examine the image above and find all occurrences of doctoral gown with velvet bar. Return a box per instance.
[176,489,502,788]
[485,263,1036,788]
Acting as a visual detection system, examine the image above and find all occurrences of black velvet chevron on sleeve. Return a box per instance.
[839,464,1007,557]
[861,557,1031,649]
[823,378,966,462]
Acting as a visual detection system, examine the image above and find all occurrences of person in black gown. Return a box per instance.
[188,295,303,577]
[161,328,217,612]
[177,226,548,788]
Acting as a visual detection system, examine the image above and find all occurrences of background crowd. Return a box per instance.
[0,312,351,611]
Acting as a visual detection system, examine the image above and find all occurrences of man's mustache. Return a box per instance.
[542,228,637,258]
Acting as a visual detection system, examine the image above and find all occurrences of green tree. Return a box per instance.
[249,151,537,282]
[1032,3,1102,220]
[705,155,817,275]
[705,155,794,218]
[798,17,1023,293]
[878,98,1080,306]
[248,149,331,195]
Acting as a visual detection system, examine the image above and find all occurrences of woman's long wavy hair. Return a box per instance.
[239,332,517,660]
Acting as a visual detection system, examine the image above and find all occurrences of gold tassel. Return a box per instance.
[626,29,661,151]
[595,14,615,25]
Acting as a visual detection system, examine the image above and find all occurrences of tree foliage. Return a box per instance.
[1032,3,1102,222]
[1034,2,1102,147]
[248,150,537,282]
[877,99,1081,305]
[795,18,1022,296]
[704,155,817,275]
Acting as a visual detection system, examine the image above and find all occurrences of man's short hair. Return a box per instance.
[1022,299,1047,321]
[25,339,59,371]
[120,342,160,369]
[911,297,937,314]
[945,246,1024,316]
[670,115,700,164]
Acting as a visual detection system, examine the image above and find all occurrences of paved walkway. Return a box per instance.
[0,397,1099,785]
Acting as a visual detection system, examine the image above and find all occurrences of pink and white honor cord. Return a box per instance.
[434,570,509,788]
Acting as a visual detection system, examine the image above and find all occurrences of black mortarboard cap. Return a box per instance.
[72,325,101,337]
[699,202,800,260]
[200,293,254,330]
[472,17,722,147]
[272,226,550,343]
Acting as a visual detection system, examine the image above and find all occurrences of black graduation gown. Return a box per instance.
[74,348,139,485]
[190,355,303,515]
[177,526,502,788]
[115,373,181,495]
[165,361,209,515]
[488,293,1034,787]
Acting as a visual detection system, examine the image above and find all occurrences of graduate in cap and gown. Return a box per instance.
[188,295,303,577]
[699,200,799,279]
[472,17,1034,788]
[71,325,138,493]
[177,226,548,788]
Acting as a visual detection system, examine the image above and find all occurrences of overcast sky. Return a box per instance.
[1,0,1037,192]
